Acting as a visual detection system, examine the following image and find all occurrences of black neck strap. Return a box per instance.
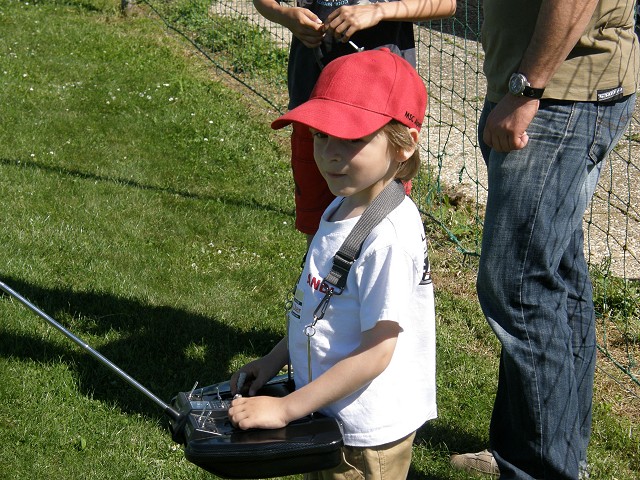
[323,179,406,292]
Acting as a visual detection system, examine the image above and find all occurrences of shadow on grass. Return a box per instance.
[0,275,282,423]
[0,276,491,480]
[402,422,490,480]
[0,157,293,219]
[417,422,489,456]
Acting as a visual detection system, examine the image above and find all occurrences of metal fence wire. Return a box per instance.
[142,0,639,388]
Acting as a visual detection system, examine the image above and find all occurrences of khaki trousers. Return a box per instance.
[304,432,416,480]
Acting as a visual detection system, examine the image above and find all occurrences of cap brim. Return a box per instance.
[271,98,392,140]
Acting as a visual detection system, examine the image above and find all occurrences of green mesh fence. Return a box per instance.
[141,0,639,388]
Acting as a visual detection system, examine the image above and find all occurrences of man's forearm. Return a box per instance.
[518,0,599,88]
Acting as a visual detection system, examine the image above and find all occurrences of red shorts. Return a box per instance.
[290,123,412,235]
[291,124,335,235]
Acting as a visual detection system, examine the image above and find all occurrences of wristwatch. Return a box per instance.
[508,72,545,99]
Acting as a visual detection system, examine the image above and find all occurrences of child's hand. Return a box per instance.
[282,8,325,48]
[230,354,284,397]
[230,364,266,397]
[228,396,290,430]
[325,4,384,42]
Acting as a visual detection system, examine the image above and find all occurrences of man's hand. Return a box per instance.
[483,95,539,152]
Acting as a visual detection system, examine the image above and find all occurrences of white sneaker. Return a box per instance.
[450,450,500,476]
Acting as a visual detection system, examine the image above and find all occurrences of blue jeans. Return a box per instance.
[477,95,636,479]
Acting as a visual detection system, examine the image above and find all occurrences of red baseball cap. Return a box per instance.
[271,48,427,140]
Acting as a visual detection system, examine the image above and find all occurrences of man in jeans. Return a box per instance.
[451,1,639,479]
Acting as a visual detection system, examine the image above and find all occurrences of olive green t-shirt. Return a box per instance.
[482,0,639,102]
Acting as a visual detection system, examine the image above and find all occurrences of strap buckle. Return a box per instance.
[324,252,354,291]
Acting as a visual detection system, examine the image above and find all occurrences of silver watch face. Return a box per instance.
[509,73,527,95]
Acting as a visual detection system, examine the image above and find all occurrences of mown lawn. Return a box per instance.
[0,1,637,478]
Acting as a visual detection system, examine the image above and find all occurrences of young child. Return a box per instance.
[228,48,436,479]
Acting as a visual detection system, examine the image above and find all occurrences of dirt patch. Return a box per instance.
[415,25,640,281]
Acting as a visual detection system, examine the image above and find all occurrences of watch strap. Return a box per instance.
[522,85,545,99]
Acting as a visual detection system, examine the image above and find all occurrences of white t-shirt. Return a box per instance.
[288,195,437,447]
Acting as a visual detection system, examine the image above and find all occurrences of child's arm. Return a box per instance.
[228,320,400,430]
[252,0,325,48]
[326,0,457,42]
[230,337,289,397]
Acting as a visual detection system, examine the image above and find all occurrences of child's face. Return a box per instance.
[311,127,404,207]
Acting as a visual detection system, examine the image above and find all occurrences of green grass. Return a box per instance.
[150,0,289,78]
[0,1,638,479]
